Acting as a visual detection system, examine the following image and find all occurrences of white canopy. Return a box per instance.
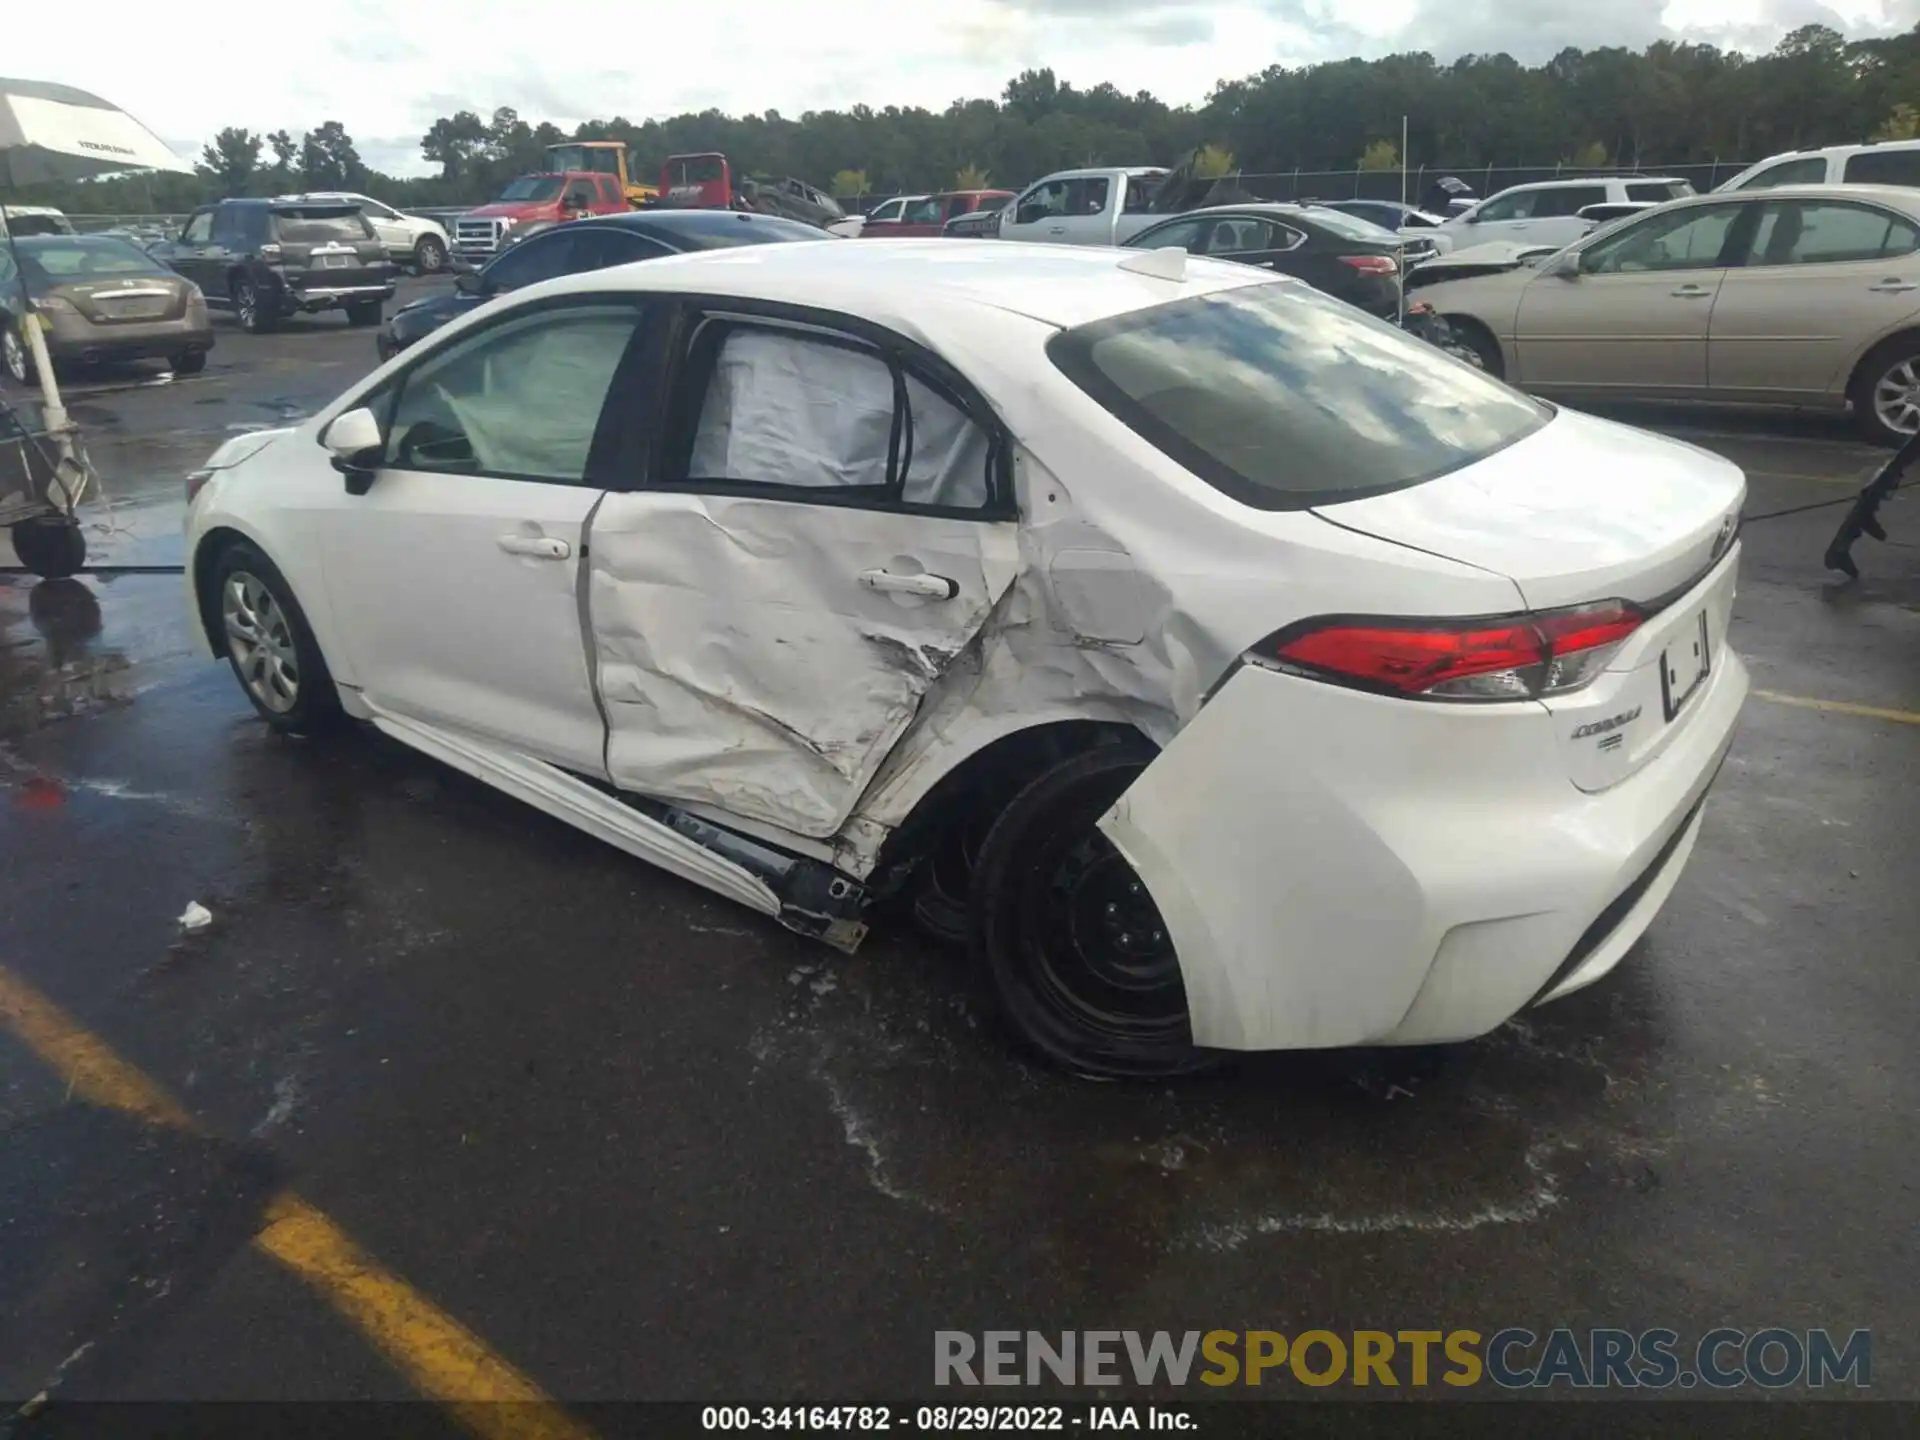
[0,76,189,187]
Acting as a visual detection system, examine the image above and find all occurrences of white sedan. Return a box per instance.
[184,240,1748,1077]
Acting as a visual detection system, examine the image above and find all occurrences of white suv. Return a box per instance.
[1436,176,1697,251]
[1715,140,1920,194]
[278,192,450,274]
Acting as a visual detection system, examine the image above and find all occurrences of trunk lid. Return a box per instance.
[1311,408,1745,611]
[60,275,189,325]
[270,207,388,290]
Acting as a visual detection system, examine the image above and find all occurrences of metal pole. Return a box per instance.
[1400,115,1408,208]
[3,147,82,513]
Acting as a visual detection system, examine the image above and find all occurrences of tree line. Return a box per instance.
[16,23,1919,217]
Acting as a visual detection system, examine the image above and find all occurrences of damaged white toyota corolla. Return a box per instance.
[184,239,1748,1077]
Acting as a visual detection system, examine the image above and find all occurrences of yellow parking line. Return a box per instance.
[0,965,595,1440]
[1755,690,1920,726]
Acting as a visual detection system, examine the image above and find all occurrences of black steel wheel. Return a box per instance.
[11,516,86,579]
[971,747,1211,1078]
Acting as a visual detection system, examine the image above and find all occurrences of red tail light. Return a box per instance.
[1338,254,1399,276]
[1264,602,1643,702]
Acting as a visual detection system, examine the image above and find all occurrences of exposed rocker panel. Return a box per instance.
[368,712,781,916]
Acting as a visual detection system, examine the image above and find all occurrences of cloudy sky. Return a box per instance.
[15,0,1920,176]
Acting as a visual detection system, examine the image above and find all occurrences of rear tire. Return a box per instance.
[412,235,447,274]
[232,278,275,334]
[172,350,207,376]
[346,300,383,327]
[1849,332,1920,446]
[1444,316,1504,378]
[970,748,1213,1079]
[209,542,340,734]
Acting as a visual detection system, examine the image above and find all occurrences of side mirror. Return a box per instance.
[1462,211,1480,224]
[1541,252,1581,280]
[454,268,485,295]
[323,407,384,495]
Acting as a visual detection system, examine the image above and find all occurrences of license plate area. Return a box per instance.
[1661,610,1711,721]
[319,253,350,269]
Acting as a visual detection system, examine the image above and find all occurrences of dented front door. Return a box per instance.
[587,492,1019,839]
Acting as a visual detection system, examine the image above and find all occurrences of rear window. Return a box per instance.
[668,157,726,186]
[271,208,373,243]
[3,213,73,237]
[1843,149,1920,188]
[1626,181,1694,201]
[1302,206,1399,241]
[1047,283,1550,510]
[17,236,162,279]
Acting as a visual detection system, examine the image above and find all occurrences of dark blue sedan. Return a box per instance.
[377,209,833,359]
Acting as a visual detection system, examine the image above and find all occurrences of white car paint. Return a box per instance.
[279,191,450,268]
[995,167,1170,246]
[1436,177,1695,253]
[186,240,1748,1058]
[1715,140,1920,193]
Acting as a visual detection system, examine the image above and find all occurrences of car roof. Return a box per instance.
[1664,182,1920,209]
[1751,139,1920,159]
[533,237,1275,331]
[571,210,827,241]
[1493,176,1687,194]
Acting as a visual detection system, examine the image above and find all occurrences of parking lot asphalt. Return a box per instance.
[1,279,1917,1418]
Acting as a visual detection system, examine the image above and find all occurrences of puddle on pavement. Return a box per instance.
[0,577,186,742]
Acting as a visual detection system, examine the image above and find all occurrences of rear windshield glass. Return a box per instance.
[1047,282,1550,510]
[271,209,372,243]
[669,157,726,185]
[4,213,73,237]
[17,236,162,279]
[674,215,829,248]
[1843,149,1920,188]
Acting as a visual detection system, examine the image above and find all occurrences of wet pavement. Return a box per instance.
[1,291,1917,1414]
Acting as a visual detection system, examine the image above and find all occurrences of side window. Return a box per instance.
[1581,203,1743,274]
[1065,177,1111,216]
[1746,201,1920,267]
[596,176,621,206]
[668,322,993,510]
[211,206,243,244]
[565,179,596,209]
[1121,176,1156,214]
[1735,157,1827,191]
[182,211,214,244]
[481,231,581,291]
[1134,217,1208,251]
[903,197,943,225]
[1476,191,1535,222]
[1843,150,1920,188]
[1534,186,1608,218]
[1205,218,1275,254]
[869,199,903,223]
[1015,181,1068,225]
[383,303,643,482]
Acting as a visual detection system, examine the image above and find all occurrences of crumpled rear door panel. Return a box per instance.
[588,491,1019,839]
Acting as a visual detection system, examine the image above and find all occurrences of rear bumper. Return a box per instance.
[45,322,214,364]
[277,283,394,313]
[1099,641,1748,1053]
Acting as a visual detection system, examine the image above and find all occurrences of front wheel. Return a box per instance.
[970,747,1212,1079]
[210,542,340,734]
[412,235,447,274]
[1851,334,1920,446]
[1443,316,1504,378]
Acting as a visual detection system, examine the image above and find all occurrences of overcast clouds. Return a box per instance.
[15,0,1919,176]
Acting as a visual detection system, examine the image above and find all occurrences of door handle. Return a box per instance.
[1868,279,1917,293]
[498,534,571,560]
[1670,285,1713,298]
[858,568,958,599]
[1048,225,1067,235]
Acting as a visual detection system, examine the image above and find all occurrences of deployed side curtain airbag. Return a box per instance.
[690,329,895,489]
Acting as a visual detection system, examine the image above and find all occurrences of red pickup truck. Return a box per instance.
[861,189,1013,238]
[452,171,628,263]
